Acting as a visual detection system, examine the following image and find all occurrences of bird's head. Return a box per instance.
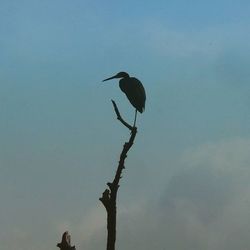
[103,72,129,82]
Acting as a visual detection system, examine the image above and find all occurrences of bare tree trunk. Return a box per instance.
[100,100,137,250]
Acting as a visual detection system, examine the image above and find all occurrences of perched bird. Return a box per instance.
[57,231,76,250]
[103,72,146,126]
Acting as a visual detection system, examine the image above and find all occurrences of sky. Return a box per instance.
[1,0,250,249]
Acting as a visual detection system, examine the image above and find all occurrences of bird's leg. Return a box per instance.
[133,109,137,127]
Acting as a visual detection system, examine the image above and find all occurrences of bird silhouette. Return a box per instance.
[103,72,146,126]
[57,231,76,250]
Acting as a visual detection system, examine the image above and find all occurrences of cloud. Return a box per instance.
[75,206,106,243]
[182,137,250,175]
[157,137,250,250]
[83,137,250,250]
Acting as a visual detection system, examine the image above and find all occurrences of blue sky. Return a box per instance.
[1,1,250,249]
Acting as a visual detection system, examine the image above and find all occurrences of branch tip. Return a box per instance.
[111,100,133,130]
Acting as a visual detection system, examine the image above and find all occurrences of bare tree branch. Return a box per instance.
[111,100,134,131]
[100,100,137,250]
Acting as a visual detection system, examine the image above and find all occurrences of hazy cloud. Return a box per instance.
[82,137,250,250]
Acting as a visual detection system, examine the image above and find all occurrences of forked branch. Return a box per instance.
[99,100,137,250]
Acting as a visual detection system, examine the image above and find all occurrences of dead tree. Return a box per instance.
[99,100,138,250]
[57,231,76,250]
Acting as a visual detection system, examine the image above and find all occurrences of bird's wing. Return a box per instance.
[134,78,146,107]
[120,77,146,112]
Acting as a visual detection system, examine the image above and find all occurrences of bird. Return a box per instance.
[57,231,76,250]
[103,72,146,126]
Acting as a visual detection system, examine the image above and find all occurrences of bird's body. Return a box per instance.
[103,72,146,126]
[119,76,145,113]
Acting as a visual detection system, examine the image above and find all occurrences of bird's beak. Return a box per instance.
[102,75,117,82]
